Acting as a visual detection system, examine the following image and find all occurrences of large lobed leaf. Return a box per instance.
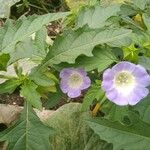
[0,12,69,53]
[87,117,150,150]
[40,27,131,69]
[75,46,118,71]
[139,56,150,71]
[76,4,120,29]
[0,103,53,150]
[133,94,150,124]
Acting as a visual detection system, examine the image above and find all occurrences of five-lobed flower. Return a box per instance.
[102,61,150,106]
[60,68,91,98]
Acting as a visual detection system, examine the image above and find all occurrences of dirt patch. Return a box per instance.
[0,92,24,106]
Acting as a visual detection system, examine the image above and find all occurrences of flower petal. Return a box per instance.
[102,69,114,91]
[76,68,87,76]
[133,65,150,87]
[106,88,128,105]
[60,79,69,93]
[67,89,81,98]
[128,87,149,105]
[112,95,129,106]
[80,77,91,90]
[112,61,136,73]
[60,68,73,78]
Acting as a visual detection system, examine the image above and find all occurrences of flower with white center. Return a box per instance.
[102,61,150,106]
[60,68,91,98]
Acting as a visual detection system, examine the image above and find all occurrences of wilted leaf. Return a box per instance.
[45,103,112,150]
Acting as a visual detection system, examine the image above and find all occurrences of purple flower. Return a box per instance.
[102,61,150,106]
[60,68,91,98]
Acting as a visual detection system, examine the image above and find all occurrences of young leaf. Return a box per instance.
[0,103,53,150]
[20,81,42,110]
[0,79,21,94]
[87,117,150,150]
[41,27,131,69]
[75,46,118,72]
[0,12,69,53]
[76,4,120,29]
[29,67,55,87]
[0,54,10,71]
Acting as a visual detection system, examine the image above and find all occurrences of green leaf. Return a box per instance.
[139,56,150,71]
[43,88,64,109]
[20,81,42,110]
[76,4,120,29]
[122,43,138,62]
[143,13,150,33]
[82,82,105,111]
[9,27,48,64]
[87,117,150,150]
[0,0,21,18]
[40,27,131,69]
[45,103,112,150]
[0,12,69,53]
[132,0,148,10]
[101,0,130,5]
[0,103,53,150]
[104,104,129,123]
[0,79,21,94]
[33,27,48,56]
[0,53,10,71]
[29,67,55,87]
[133,95,150,124]
[75,46,118,71]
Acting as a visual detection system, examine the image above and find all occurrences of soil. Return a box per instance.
[0,92,24,106]
[0,91,83,110]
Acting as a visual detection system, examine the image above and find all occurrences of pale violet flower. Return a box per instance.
[102,61,150,106]
[60,68,91,98]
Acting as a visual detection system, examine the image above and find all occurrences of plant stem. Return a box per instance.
[92,95,107,116]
